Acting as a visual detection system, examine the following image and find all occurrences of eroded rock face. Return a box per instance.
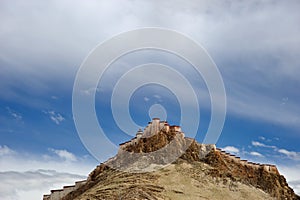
[202,150,298,199]
[105,127,191,172]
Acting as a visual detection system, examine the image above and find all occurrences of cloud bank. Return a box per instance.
[0,146,95,200]
[1,0,299,129]
[0,170,85,200]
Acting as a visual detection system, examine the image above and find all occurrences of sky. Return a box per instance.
[1,0,300,199]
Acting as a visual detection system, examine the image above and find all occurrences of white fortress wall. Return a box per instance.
[50,189,64,200]
[75,180,87,189]
[152,118,160,135]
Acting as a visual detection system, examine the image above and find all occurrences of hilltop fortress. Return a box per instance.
[119,118,183,149]
[118,118,278,175]
[43,118,297,200]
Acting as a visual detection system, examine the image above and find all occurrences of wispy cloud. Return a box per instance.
[250,151,264,158]
[44,110,65,125]
[0,145,15,156]
[251,141,276,149]
[222,146,239,154]
[81,87,101,96]
[49,148,77,162]
[51,95,58,100]
[6,107,22,121]
[252,141,267,147]
[222,145,264,158]
[259,136,266,141]
[278,149,300,161]
[251,140,300,161]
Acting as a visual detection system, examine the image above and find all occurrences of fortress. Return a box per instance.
[118,118,278,175]
[43,118,281,200]
[119,118,183,149]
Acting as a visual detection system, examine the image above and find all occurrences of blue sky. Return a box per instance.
[1,0,300,199]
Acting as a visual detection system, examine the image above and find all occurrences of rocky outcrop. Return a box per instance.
[181,141,298,199]
[44,118,300,200]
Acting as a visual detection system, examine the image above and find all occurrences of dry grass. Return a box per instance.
[74,160,274,200]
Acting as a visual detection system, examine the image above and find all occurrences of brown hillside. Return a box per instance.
[44,119,300,200]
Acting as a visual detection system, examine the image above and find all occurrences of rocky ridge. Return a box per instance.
[44,118,300,200]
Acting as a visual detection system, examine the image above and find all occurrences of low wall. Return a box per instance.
[43,180,87,200]
[216,149,278,174]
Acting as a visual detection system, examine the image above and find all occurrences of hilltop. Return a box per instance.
[44,119,300,200]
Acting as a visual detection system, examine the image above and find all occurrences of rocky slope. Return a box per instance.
[45,119,300,200]
[63,160,277,200]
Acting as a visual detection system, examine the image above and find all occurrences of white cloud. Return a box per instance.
[289,180,300,196]
[0,145,15,156]
[6,107,22,121]
[227,91,300,129]
[49,148,77,162]
[222,146,239,154]
[250,151,264,157]
[251,141,276,149]
[251,141,300,161]
[0,146,96,200]
[0,169,85,200]
[259,136,265,141]
[0,0,299,130]
[144,97,150,102]
[44,110,65,125]
[51,95,58,100]
[252,141,265,147]
[153,94,161,99]
[0,147,95,174]
[278,165,300,195]
[81,87,101,96]
[278,149,300,161]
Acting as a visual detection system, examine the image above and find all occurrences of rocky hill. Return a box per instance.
[44,119,300,200]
